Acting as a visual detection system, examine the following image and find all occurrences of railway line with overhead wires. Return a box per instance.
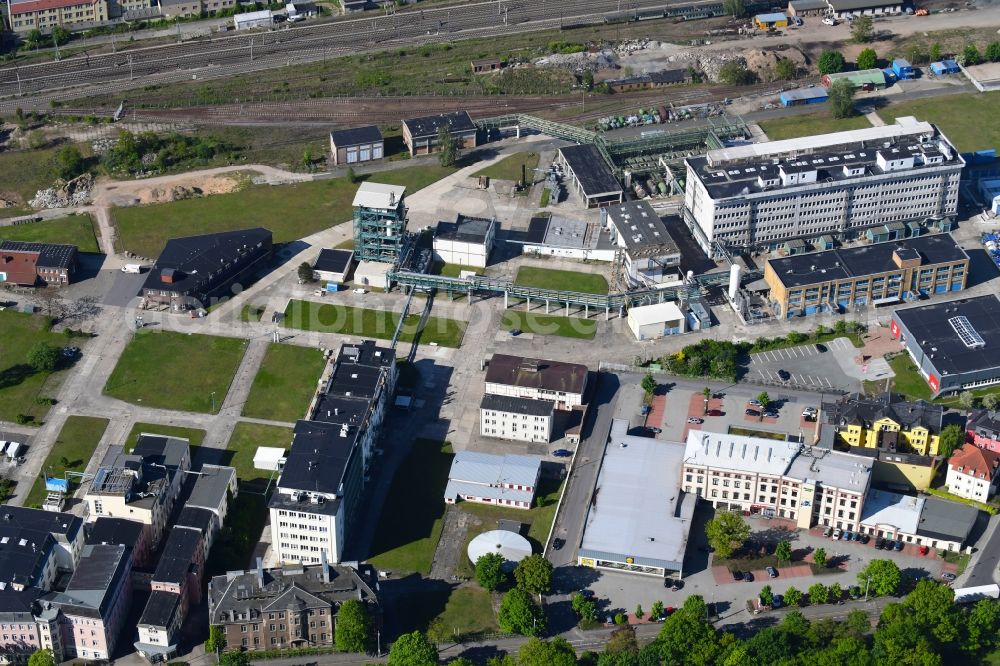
[0,0,728,111]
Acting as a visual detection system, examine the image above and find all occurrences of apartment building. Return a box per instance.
[7,0,108,33]
[682,431,872,531]
[479,394,554,443]
[946,445,1000,501]
[683,117,963,257]
[444,452,543,509]
[484,354,588,410]
[823,392,944,456]
[85,517,150,570]
[967,410,1000,451]
[764,234,969,318]
[208,559,379,651]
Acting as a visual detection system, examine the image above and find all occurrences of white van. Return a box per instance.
[122,264,143,274]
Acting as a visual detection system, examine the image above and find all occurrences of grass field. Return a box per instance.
[104,331,246,414]
[24,415,108,508]
[112,164,456,258]
[501,310,597,340]
[514,266,609,295]
[0,214,101,253]
[439,263,484,278]
[0,311,72,423]
[886,354,933,401]
[240,304,266,322]
[426,588,498,643]
[758,112,873,141]
[282,300,467,348]
[224,422,293,493]
[242,344,325,422]
[0,146,62,215]
[125,422,207,447]
[369,439,453,574]
[473,152,539,182]
[879,92,1000,153]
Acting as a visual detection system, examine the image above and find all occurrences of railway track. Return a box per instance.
[0,0,725,109]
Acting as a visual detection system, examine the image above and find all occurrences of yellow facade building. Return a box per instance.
[823,392,943,456]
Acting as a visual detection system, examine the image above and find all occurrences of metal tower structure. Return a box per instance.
[352,182,408,264]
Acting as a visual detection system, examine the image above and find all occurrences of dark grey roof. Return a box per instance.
[138,590,180,629]
[768,234,968,289]
[788,0,829,9]
[606,201,680,254]
[208,563,378,624]
[58,544,130,616]
[0,506,82,542]
[338,340,395,370]
[559,145,622,198]
[0,528,55,588]
[142,228,272,295]
[485,354,588,396]
[895,295,1000,377]
[86,517,144,548]
[185,465,234,514]
[828,0,900,9]
[276,421,360,496]
[917,497,978,543]
[526,216,549,244]
[313,248,354,274]
[649,69,688,84]
[436,215,495,244]
[329,125,382,147]
[824,392,943,434]
[153,528,202,585]
[175,507,217,536]
[480,394,555,417]
[968,410,1000,440]
[0,586,43,620]
[132,433,190,470]
[403,111,476,139]
[0,240,77,268]
[312,393,370,428]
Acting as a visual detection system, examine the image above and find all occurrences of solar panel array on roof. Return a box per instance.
[949,316,986,349]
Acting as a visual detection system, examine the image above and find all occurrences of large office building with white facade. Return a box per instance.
[683,117,963,257]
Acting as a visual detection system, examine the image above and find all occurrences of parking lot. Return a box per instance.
[746,338,881,392]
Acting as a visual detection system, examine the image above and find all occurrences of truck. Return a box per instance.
[121,263,143,274]
[954,584,1000,604]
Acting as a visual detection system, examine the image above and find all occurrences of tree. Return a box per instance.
[717,61,755,85]
[829,582,843,602]
[303,145,314,171]
[475,552,506,591]
[964,597,1000,656]
[656,596,723,664]
[856,47,878,70]
[756,392,770,421]
[938,423,963,458]
[817,50,846,75]
[812,547,827,569]
[345,166,358,183]
[335,599,369,653]
[959,391,976,411]
[572,593,598,622]
[851,15,873,42]
[205,625,225,653]
[387,630,438,666]
[962,43,983,66]
[517,637,577,666]
[53,144,85,181]
[436,125,458,167]
[27,343,59,373]
[906,45,927,66]
[986,42,1000,62]
[27,650,55,666]
[605,626,638,656]
[704,511,750,559]
[828,79,856,120]
[51,25,70,46]
[514,554,553,596]
[775,58,797,80]
[498,588,545,636]
[297,261,315,283]
[635,604,644,620]
[775,540,792,564]
[641,373,657,396]
[784,586,803,607]
[219,653,251,666]
[759,585,774,607]
[983,394,1000,411]
[703,386,712,414]
[858,559,901,597]
[25,29,43,50]
[582,69,594,91]
[930,42,943,62]
[723,0,746,17]
[651,600,664,619]
[808,583,830,605]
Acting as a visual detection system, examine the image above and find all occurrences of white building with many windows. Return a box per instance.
[480,394,554,443]
[683,117,963,257]
[484,354,588,410]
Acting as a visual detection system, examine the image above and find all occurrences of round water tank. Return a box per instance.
[728,264,742,300]
[467,530,532,570]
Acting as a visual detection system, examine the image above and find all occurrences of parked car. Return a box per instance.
[748,399,763,407]
[552,449,572,458]
[823,526,832,537]
[687,417,704,424]
[353,288,367,294]
[893,540,904,551]
[778,369,791,381]
[875,536,885,549]
[860,534,870,544]
[919,545,929,555]
[802,407,818,417]
[641,404,651,416]
[671,579,683,591]
[763,411,779,419]
[772,594,784,609]
[732,570,743,582]
[707,409,724,417]
[822,17,836,25]
[942,572,957,582]
[62,346,80,358]
[832,529,842,540]
[743,571,754,582]
[766,566,778,578]
[844,530,854,541]
[553,538,565,550]
[745,409,761,417]
[647,427,662,434]
[853,532,863,542]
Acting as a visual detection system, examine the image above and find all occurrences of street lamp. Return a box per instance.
[210,391,217,413]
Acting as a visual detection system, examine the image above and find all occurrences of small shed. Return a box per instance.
[892,58,915,79]
[471,58,503,74]
[233,9,272,29]
[821,69,886,90]
[814,234,835,251]
[780,238,808,256]
[312,248,354,283]
[626,301,687,340]
[779,87,828,107]
[285,1,316,17]
[354,260,393,290]
[930,60,960,75]
[253,447,286,471]
[754,11,789,29]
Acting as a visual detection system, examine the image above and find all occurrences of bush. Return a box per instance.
[717,61,756,85]
[817,50,846,74]
[856,47,877,70]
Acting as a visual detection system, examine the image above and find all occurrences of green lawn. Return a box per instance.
[369,439,453,574]
[880,92,1000,153]
[240,304,266,322]
[0,310,72,423]
[104,331,247,413]
[728,426,788,441]
[282,300,467,348]
[0,146,62,215]
[224,422,293,493]
[473,152,540,182]
[439,263,484,278]
[112,164,456,258]
[426,588,498,643]
[124,422,207,448]
[758,112,873,141]
[206,493,269,576]
[0,214,101,253]
[501,310,597,340]
[886,354,933,401]
[24,416,109,508]
[242,343,325,422]
[514,266,609,295]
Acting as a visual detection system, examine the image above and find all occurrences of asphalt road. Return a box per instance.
[963,514,1000,588]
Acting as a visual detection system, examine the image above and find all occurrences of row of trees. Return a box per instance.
[472,553,553,637]
[961,41,1000,66]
